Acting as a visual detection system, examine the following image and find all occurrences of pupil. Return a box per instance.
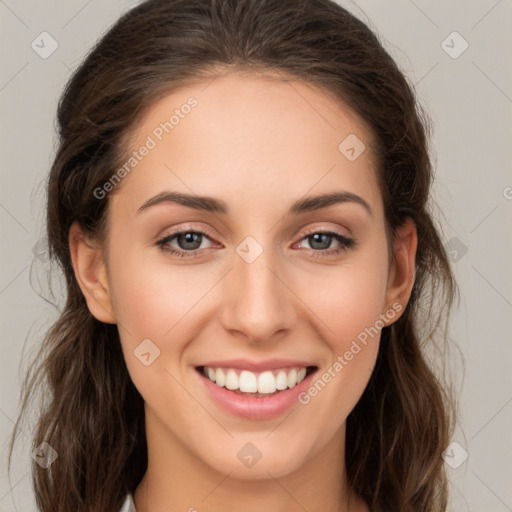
[179,232,201,250]
[310,233,330,250]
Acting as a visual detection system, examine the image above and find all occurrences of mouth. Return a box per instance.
[195,365,318,398]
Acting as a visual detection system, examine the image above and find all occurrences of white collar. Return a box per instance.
[119,492,137,512]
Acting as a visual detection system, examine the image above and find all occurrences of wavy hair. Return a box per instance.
[9,0,460,510]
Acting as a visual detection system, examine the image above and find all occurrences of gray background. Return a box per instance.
[1,0,511,511]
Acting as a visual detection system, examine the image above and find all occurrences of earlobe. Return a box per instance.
[382,217,418,325]
[68,221,116,324]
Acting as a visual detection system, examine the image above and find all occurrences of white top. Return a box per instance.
[120,493,136,512]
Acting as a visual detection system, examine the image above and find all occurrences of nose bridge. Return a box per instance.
[220,235,296,341]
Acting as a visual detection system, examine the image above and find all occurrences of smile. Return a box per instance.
[194,362,319,420]
[199,365,316,396]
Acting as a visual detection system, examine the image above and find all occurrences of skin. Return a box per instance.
[69,71,417,512]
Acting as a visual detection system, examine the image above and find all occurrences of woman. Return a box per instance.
[9,0,458,511]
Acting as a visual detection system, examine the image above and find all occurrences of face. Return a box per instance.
[73,71,414,481]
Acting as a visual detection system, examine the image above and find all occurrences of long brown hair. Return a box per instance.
[9,0,460,510]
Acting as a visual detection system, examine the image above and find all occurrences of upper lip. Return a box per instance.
[196,359,318,372]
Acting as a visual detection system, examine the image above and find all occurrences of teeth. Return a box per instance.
[202,366,310,394]
[257,371,276,394]
[215,368,226,387]
[275,370,288,390]
[287,368,297,388]
[225,369,238,390]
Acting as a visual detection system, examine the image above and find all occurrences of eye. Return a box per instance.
[295,230,356,257]
[155,228,356,259]
[156,229,215,258]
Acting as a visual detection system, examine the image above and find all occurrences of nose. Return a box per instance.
[218,242,297,344]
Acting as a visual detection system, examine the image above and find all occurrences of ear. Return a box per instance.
[382,217,418,325]
[68,221,116,324]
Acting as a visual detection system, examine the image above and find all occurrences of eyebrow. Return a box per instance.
[137,190,373,217]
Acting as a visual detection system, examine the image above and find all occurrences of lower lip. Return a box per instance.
[195,367,317,420]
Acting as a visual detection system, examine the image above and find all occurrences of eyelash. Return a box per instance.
[156,227,356,259]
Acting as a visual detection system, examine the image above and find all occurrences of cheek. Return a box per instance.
[294,289,384,450]
[298,268,385,392]
[290,241,389,419]
[108,255,203,410]
[297,241,390,345]
[108,245,211,342]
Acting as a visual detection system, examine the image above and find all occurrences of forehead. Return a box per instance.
[131,69,376,155]
[110,71,382,218]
